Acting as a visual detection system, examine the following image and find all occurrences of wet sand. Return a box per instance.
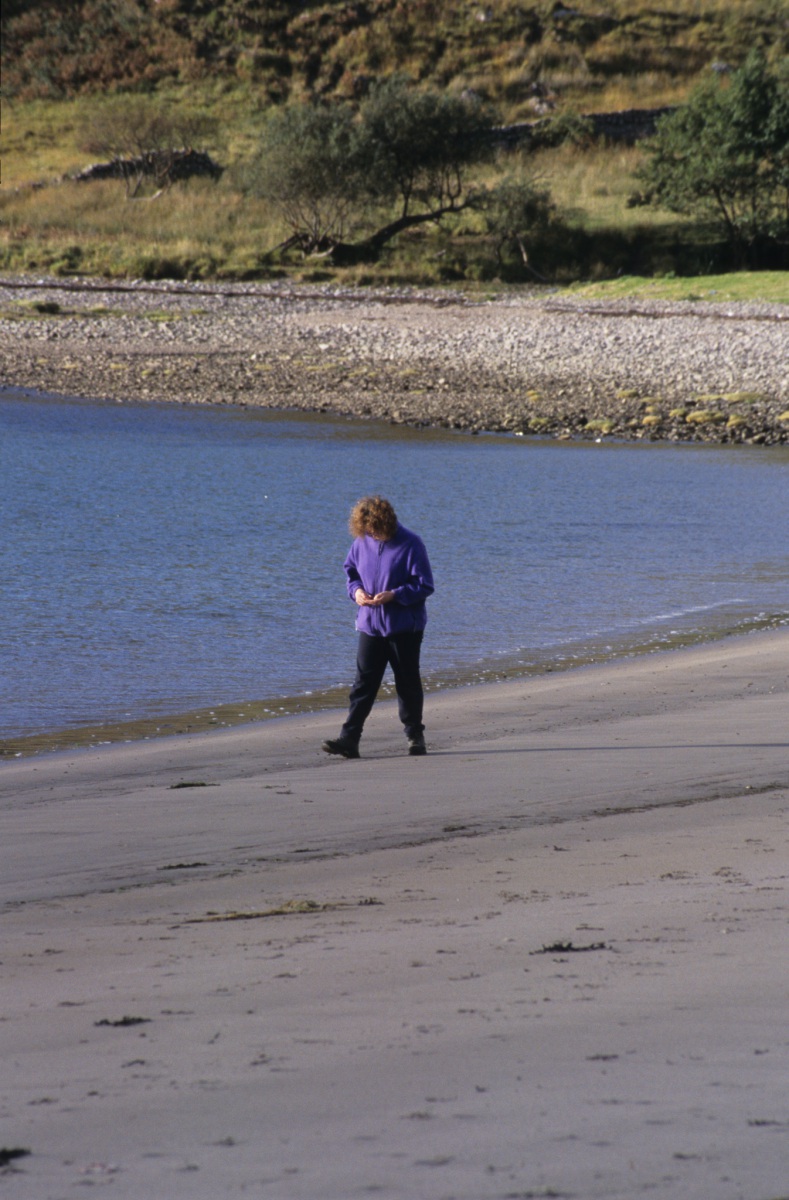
[1,629,788,1199]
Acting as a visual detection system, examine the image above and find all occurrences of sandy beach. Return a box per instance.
[1,628,787,1199]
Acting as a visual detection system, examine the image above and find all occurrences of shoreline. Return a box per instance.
[2,626,788,1198]
[1,275,788,444]
[3,608,786,760]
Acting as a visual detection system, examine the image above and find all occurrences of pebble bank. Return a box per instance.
[1,276,787,444]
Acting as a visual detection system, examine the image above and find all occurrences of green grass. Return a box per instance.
[1,163,783,292]
[567,272,789,303]
[526,142,680,232]
[0,165,290,279]
[0,84,263,188]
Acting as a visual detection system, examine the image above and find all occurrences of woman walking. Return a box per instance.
[322,496,434,758]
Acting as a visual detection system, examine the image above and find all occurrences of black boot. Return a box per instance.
[407,734,427,756]
[322,736,360,759]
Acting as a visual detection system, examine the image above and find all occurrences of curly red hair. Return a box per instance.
[349,496,398,540]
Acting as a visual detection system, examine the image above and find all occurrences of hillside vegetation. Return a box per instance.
[1,0,787,287]
[3,0,787,116]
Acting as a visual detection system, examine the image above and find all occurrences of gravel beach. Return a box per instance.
[1,275,787,442]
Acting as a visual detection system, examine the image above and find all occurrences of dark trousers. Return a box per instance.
[341,631,425,742]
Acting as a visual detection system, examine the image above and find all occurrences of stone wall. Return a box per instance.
[494,106,676,149]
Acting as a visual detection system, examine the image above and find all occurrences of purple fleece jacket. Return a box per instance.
[344,523,434,637]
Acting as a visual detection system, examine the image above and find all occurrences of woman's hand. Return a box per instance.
[354,588,395,606]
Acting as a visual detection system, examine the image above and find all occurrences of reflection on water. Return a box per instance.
[2,389,788,747]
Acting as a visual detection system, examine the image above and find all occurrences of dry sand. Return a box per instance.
[1,629,788,1199]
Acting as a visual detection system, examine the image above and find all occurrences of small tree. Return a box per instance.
[353,76,496,252]
[253,79,497,260]
[250,102,364,252]
[81,99,219,197]
[475,176,560,278]
[638,52,789,265]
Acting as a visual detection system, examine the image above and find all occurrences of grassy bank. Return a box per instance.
[0,105,751,289]
[567,272,789,304]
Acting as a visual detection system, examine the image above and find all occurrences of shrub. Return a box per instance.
[638,51,789,265]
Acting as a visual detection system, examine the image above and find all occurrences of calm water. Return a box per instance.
[2,389,788,743]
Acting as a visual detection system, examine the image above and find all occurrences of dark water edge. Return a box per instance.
[3,609,785,760]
